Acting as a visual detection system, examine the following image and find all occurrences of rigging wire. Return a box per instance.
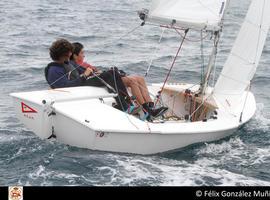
[48,63,87,89]
[98,23,207,101]
[112,67,140,130]
[209,33,219,88]
[103,22,144,49]
[145,27,165,77]
[153,81,201,107]
[200,30,205,84]
[211,51,218,87]
[154,29,189,107]
[200,31,220,95]
[95,21,159,99]
[90,73,116,93]
[174,28,210,42]
[189,92,213,120]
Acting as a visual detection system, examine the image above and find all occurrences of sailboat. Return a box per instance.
[10,0,270,155]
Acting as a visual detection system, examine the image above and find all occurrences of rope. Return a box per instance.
[154,29,189,107]
[189,92,213,120]
[145,27,165,77]
[200,31,220,95]
[211,47,218,87]
[112,67,126,112]
[174,28,210,42]
[200,30,205,84]
[103,23,144,48]
[112,67,140,130]
[48,62,83,88]
[154,81,201,107]
[89,73,116,93]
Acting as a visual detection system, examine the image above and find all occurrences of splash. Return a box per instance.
[247,103,270,132]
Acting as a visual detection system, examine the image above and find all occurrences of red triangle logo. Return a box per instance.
[21,102,37,113]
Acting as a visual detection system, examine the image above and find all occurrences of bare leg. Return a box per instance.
[122,76,146,104]
[122,75,168,118]
[133,75,152,103]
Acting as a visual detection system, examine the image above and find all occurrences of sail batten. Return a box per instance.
[145,0,228,31]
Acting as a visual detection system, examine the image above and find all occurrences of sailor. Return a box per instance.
[45,39,131,111]
[71,42,168,119]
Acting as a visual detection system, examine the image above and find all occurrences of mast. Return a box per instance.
[199,31,220,95]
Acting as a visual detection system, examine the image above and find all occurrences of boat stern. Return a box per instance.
[10,92,54,139]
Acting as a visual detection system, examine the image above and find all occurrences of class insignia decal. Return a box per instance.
[21,102,37,113]
[9,186,23,200]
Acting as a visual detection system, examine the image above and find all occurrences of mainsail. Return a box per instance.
[214,0,270,112]
[145,0,229,31]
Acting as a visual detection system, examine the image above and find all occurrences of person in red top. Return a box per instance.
[71,42,168,119]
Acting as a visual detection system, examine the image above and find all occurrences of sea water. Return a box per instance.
[0,0,269,186]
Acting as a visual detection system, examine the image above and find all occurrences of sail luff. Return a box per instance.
[213,0,270,112]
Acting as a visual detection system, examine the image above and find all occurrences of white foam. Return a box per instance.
[249,148,270,165]
[0,134,30,143]
[247,103,270,132]
[95,138,270,186]
[197,137,246,155]
[27,165,80,186]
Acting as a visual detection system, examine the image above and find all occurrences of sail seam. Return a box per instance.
[218,73,249,85]
[197,0,221,17]
[254,0,266,67]
[214,91,244,95]
[245,19,268,33]
[230,52,256,66]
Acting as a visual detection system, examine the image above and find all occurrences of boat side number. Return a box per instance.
[96,131,107,138]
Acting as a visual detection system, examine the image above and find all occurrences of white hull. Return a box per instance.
[55,114,238,154]
[10,84,256,155]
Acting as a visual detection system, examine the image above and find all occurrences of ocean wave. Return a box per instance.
[252,76,270,85]
[1,0,269,187]
[245,103,270,133]
[0,131,31,144]
[58,34,106,42]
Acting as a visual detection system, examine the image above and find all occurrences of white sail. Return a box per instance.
[214,0,270,113]
[146,0,229,31]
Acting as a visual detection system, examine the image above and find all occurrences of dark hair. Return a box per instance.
[49,39,74,61]
[71,42,84,60]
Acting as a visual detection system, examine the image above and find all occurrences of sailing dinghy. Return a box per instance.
[10,0,270,154]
